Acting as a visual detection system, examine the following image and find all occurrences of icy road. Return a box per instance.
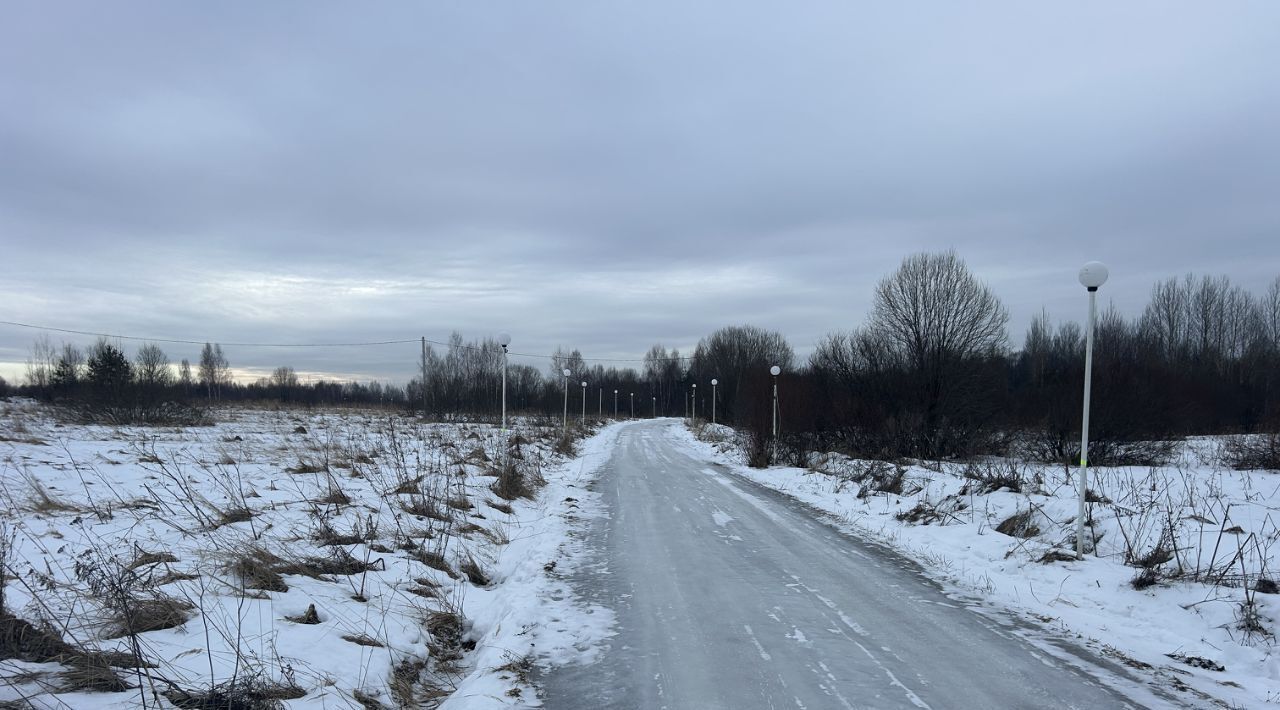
[542,420,1182,709]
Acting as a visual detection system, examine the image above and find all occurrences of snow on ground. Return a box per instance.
[0,398,618,709]
[675,422,1280,708]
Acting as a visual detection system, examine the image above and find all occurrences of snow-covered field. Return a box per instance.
[676,423,1280,707]
[0,399,618,709]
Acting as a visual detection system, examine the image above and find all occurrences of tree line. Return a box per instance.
[8,250,1278,463]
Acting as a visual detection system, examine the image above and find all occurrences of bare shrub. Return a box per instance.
[896,495,967,526]
[1219,433,1280,472]
[857,462,907,498]
[552,431,577,457]
[491,460,531,500]
[164,672,306,709]
[74,554,193,638]
[960,460,1031,495]
[1131,568,1160,590]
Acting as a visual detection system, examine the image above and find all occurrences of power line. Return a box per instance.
[0,319,693,363]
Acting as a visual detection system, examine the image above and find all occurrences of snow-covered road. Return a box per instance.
[542,420,1183,709]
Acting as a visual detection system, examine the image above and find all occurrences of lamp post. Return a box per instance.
[770,365,781,463]
[1076,261,1109,559]
[598,388,602,418]
[630,392,634,418]
[498,333,511,433]
[613,389,618,418]
[652,396,656,418]
[691,383,697,421]
[561,368,571,430]
[581,381,587,422]
[711,378,718,424]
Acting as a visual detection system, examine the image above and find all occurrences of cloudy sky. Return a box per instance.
[3,2,1278,384]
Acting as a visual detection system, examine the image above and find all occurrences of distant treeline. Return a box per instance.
[7,251,1278,464]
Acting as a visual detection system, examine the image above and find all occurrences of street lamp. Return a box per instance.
[691,383,697,421]
[652,395,656,418]
[561,368,571,430]
[498,333,511,433]
[1076,261,1108,559]
[613,389,618,418]
[770,365,781,463]
[581,381,587,422]
[630,392,634,418]
[710,378,718,424]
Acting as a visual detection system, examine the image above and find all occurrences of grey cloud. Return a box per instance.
[3,2,1279,382]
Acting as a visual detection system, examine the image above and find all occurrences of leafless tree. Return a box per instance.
[871,250,1009,369]
[24,334,57,397]
[198,342,230,400]
[1264,276,1280,352]
[178,359,193,394]
[866,250,1009,454]
[689,325,794,424]
[135,343,173,389]
[270,366,299,401]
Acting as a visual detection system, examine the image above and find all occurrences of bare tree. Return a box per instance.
[1140,275,1190,360]
[690,325,794,424]
[1264,276,1280,352]
[178,359,193,395]
[271,366,299,401]
[868,250,1009,454]
[871,250,1009,368]
[24,335,57,398]
[198,343,230,400]
[135,343,173,389]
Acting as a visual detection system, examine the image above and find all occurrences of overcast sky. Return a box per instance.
[3,2,1278,384]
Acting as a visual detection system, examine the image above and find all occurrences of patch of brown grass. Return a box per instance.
[108,596,193,637]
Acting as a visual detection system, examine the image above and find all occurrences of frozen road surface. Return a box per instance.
[542,420,1183,709]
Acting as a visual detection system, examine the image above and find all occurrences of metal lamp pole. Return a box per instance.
[770,365,781,463]
[498,333,511,433]
[652,396,656,418]
[581,381,587,422]
[1076,262,1109,559]
[630,392,634,418]
[613,389,618,418]
[561,368,571,430]
[711,378,718,424]
[691,383,697,421]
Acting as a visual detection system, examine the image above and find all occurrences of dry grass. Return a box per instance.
[232,548,290,593]
[413,550,456,579]
[107,595,194,637]
[490,461,532,501]
[995,509,1040,539]
[459,556,490,587]
[486,500,514,515]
